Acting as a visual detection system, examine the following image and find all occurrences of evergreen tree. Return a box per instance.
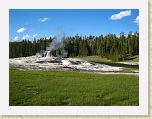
[9,31,139,61]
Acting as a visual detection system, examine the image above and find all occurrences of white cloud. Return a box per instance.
[13,36,18,41]
[17,27,26,33]
[133,16,139,25]
[33,34,38,37]
[22,34,30,39]
[109,10,131,20]
[39,17,49,22]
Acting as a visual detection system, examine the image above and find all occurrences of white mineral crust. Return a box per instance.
[9,55,122,72]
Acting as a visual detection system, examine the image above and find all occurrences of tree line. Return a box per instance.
[9,31,139,61]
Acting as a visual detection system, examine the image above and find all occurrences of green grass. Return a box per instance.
[76,55,139,63]
[76,56,113,63]
[9,68,139,106]
[122,67,138,71]
[123,55,139,62]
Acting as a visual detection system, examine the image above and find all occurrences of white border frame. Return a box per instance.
[0,0,148,115]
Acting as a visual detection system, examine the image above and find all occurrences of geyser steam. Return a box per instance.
[36,28,68,58]
[46,37,68,57]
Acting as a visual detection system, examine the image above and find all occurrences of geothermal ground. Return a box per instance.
[9,54,139,75]
[9,56,120,71]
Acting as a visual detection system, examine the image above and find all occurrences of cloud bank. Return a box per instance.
[22,34,30,39]
[33,34,38,37]
[17,27,26,33]
[109,10,131,20]
[133,16,139,25]
[13,36,18,41]
[39,17,49,22]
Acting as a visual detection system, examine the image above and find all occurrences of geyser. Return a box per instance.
[9,55,122,72]
[46,51,51,57]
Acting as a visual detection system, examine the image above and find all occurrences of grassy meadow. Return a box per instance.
[9,68,139,106]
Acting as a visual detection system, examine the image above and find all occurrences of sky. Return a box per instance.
[9,9,139,41]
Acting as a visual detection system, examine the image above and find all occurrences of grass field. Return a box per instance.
[77,55,139,63]
[9,68,139,106]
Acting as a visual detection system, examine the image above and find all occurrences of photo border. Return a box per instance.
[0,0,151,117]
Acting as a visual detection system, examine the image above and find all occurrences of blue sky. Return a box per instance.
[9,9,139,41]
